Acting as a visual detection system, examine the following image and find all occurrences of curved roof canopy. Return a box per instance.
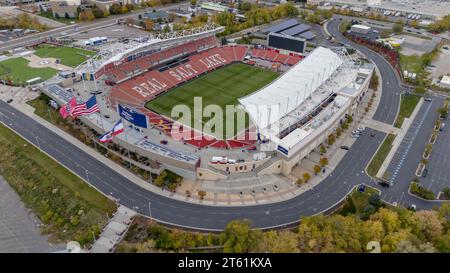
[239,47,343,131]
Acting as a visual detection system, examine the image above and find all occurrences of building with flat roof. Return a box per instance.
[440,75,450,90]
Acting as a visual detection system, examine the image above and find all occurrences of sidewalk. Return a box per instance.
[90,205,136,253]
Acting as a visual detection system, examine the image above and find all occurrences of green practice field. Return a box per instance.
[146,63,278,139]
[0,57,57,85]
[34,45,96,67]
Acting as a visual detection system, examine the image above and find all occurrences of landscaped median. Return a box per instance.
[409,180,435,200]
[0,123,116,246]
[367,134,396,178]
[394,94,421,128]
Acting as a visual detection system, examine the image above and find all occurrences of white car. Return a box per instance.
[357,127,365,131]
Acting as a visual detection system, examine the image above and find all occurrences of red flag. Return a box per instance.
[59,97,77,119]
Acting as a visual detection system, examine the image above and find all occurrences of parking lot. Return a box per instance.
[420,101,450,195]
[396,34,440,56]
[0,177,62,252]
[71,24,150,40]
[429,46,450,79]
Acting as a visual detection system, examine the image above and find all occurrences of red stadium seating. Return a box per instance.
[250,48,302,66]
[107,43,257,149]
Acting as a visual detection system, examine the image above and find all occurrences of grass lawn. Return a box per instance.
[0,57,57,85]
[0,121,116,246]
[367,134,396,178]
[145,63,278,139]
[399,53,430,74]
[339,185,382,219]
[394,94,421,128]
[34,45,96,67]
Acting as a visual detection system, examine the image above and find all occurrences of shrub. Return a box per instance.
[313,165,321,174]
[303,172,311,182]
[198,190,206,200]
[319,145,327,154]
[296,178,304,186]
[410,182,435,200]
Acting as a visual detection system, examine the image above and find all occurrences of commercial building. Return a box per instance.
[49,0,80,18]
[440,75,450,90]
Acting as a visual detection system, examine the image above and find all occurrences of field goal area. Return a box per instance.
[145,63,279,140]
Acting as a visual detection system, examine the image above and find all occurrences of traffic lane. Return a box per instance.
[130,128,386,230]
[0,3,188,51]
[382,100,439,200]
[327,19,401,125]
[417,98,450,193]
[377,98,441,209]
[0,101,384,229]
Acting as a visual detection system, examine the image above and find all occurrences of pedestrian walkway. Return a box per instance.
[89,205,136,253]
[363,118,401,135]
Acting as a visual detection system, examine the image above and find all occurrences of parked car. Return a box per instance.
[422,168,428,177]
[340,145,350,150]
[6,98,13,103]
[424,97,432,102]
[351,134,360,138]
[160,140,168,145]
[352,130,362,135]
[357,127,365,131]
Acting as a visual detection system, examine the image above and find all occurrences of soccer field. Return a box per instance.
[34,45,96,67]
[146,63,278,139]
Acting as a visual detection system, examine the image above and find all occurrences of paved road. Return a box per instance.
[0,3,188,52]
[0,101,384,230]
[0,18,439,231]
[328,18,446,208]
[328,19,401,125]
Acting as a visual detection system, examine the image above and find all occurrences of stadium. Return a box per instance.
[42,23,373,182]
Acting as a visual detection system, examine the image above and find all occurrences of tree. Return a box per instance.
[327,133,336,145]
[313,165,321,174]
[303,172,311,182]
[415,210,444,241]
[109,3,122,15]
[392,20,404,33]
[296,178,303,186]
[319,145,327,154]
[415,86,425,94]
[437,107,448,117]
[144,19,154,30]
[189,0,197,6]
[198,190,206,200]
[92,7,104,19]
[238,1,252,13]
[220,220,262,253]
[259,231,299,253]
[368,194,381,207]
[120,5,129,14]
[319,157,328,166]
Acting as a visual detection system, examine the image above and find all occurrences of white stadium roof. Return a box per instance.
[239,47,343,131]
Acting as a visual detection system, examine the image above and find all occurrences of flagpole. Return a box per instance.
[122,119,132,168]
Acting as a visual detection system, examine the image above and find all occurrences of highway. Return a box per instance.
[0,3,188,52]
[0,100,385,230]
[0,18,439,231]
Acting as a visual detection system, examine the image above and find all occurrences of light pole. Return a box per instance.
[148,201,152,221]
[35,136,41,152]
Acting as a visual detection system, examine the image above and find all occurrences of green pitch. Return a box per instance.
[0,57,57,86]
[34,45,96,67]
[145,63,278,139]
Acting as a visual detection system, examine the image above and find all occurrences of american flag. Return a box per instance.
[72,95,100,117]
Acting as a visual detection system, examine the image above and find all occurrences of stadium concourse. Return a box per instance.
[105,35,304,150]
